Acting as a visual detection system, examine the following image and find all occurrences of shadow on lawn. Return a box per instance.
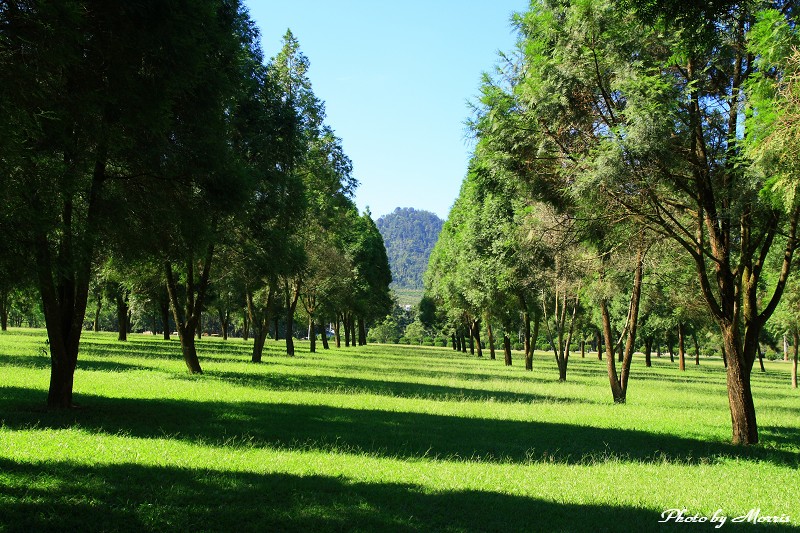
[204,369,588,405]
[0,458,702,533]
[2,387,797,467]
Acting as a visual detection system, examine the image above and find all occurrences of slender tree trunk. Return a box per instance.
[503,333,512,366]
[334,314,341,348]
[486,320,496,360]
[218,309,229,341]
[344,313,351,347]
[451,333,457,350]
[678,322,686,371]
[600,244,644,404]
[597,330,603,361]
[460,331,467,353]
[645,337,652,368]
[668,337,675,363]
[792,328,798,389]
[247,287,274,363]
[692,331,700,366]
[92,295,101,333]
[285,280,299,356]
[468,324,475,355]
[164,238,215,375]
[160,298,170,340]
[580,339,585,358]
[309,316,316,353]
[471,318,482,357]
[784,333,789,362]
[321,319,330,350]
[358,317,367,346]
[242,311,250,341]
[350,318,357,348]
[758,344,766,373]
[116,292,128,342]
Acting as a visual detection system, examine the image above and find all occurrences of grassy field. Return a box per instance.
[1,329,799,532]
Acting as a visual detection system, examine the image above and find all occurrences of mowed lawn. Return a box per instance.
[1,329,799,532]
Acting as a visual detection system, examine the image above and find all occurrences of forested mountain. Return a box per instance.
[376,208,444,291]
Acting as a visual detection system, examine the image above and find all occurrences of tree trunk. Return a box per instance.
[692,331,700,366]
[451,333,457,350]
[116,291,129,342]
[309,316,316,353]
[600,244,644,404]
[218,308,229,341]
[344,313,351,347]
[503,334,512,366]
[321,320,330,350]
[580,339,585,358]
[460,331,467,353]
[334,314,341,348]
[678,322,685,371]
[597,330,603,361]
[272,316,278,341]
[247,287,274,363]
[645,337,652,368]
[164,244,215,375]
[792,328,798,389]
[350,318,357,348]
[92,295,101,333]
[160,298,170,340]
[358,317,367,346]
[471,318,482,357]
[285,280,299,356]
[668,337,674,363]
[486,320,496,360]
[720,326,758,445]
[758,344,766,373]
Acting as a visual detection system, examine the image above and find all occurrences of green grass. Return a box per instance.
[1,328,799,532]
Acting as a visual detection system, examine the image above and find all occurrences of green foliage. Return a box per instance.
[376,208,444,291]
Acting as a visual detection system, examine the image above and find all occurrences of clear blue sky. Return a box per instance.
[246,0,528,221]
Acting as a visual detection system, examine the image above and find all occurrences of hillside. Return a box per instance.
[376,208,444,294]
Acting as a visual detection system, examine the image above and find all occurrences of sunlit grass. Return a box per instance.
[1,328,799,531]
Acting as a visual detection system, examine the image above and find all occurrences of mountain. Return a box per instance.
[376,207,444,294]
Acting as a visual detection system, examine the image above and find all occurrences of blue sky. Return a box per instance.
[246,0,528,221]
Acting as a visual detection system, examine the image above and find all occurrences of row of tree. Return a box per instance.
[425,0,800,445]
[0,1,391,408]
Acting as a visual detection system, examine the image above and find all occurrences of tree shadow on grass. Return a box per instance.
[0,458,684,533]
[2,387,797,467]
[203,369,590,405]
[0,353,155,374]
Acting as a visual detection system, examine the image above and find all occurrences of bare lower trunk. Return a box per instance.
[678,322,685,371]
[792,328,798,389]
[471,318,482,357]
[451,333,457,350]
[309,317,316,353]
[721,327,758,445]
[486,321,496,360]
[601,244,644,404]
[503,334,512,365]
[321,321,330,350]
[692,331,700,365]
[645,337,652,368]
[116,293,128,342]
[758,344,766,373]
[597,330,603,361]
[92,296,101,333]
[160,299,170,340]
[358,317,366,346]
[334,314,341,348]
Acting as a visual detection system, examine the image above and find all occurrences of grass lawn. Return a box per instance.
[1,328,799,532]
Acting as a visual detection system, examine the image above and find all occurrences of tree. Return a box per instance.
[0,0,256,404]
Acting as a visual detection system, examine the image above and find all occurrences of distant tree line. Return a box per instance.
[424,0,800,446]
[0,1,391,408]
